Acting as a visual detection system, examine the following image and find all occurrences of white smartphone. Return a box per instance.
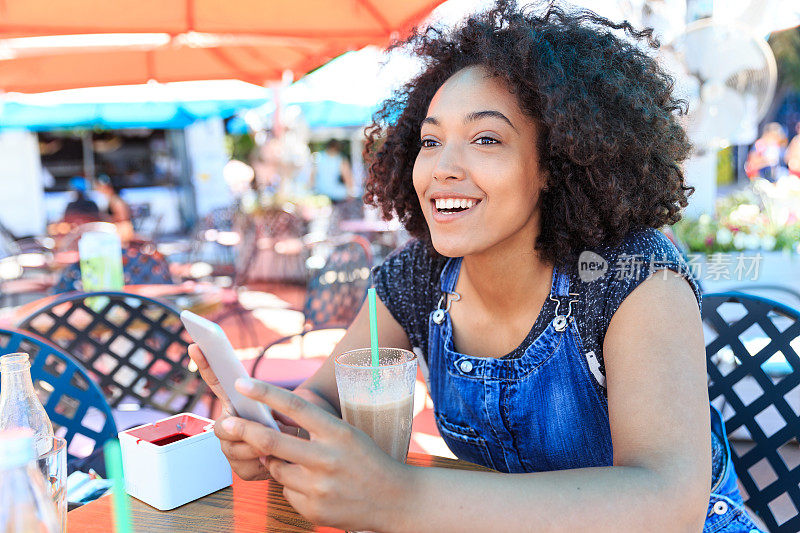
[181,310,280,431]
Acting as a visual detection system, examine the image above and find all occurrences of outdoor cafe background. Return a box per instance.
[1,1,800,531]
[0,0,797,245]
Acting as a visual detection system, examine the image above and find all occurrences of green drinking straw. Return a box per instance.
[103,439,132,533]
[367,287,380,378]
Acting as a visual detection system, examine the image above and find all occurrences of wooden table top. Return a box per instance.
[67,453,486,533]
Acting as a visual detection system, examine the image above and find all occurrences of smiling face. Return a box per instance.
[413,65,546,259]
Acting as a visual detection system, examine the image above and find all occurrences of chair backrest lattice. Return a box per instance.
[17,292,206,415]
[236,209,307,285]
[203,205,238,233]
[703,292,800,533]
[52,243,172,294]
[122,243,173,286]
[303,236,372,330]
[260,209,305,241]
[0,328,118,461]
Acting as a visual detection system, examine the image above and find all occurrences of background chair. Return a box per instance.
[703,291,800,532]
[199,208,308,350]
[186,204,240,275]
[0,219,56,307]
[17,291,207,416]
[249,235,372,388]
[52,242,173,294]
[721,285,800,311]
[0,328,118,461]
[237,208,308,285]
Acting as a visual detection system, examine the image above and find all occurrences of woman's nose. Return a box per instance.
[432,143,466,181]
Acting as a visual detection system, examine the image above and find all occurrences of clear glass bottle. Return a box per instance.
[0,428,60,533]
[0,353,54,457]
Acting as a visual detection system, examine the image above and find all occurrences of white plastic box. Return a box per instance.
[118,413,232,510]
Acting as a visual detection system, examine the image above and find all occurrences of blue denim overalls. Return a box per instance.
[427,257,762,532]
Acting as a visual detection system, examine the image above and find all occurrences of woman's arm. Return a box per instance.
[107,196,131,223]
[340,157,354,196]
[394,270,710,532]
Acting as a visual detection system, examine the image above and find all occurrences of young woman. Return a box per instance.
[189,2,761,531]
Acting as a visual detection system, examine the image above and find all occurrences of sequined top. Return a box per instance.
[373,226,701,381]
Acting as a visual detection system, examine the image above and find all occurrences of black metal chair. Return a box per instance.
[0,328,118,461]
[17,291,207,415]
[703,292,800,532]
[52,242,173,294]
[238,208,308,285]
[199,208,310,350]
[187,205,240,273]
[250,235,372,385]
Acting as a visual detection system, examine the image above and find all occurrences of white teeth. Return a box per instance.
[434,198,477,211]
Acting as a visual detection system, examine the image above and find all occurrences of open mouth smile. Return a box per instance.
[432,197,481,215]
[429,196,482,223]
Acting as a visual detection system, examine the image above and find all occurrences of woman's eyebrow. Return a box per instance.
[465,110,517,131]
[420,111,517,131]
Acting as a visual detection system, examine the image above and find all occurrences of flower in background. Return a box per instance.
[729,204,760,226]
[716,227,733,245]
[673,176,800,255]
[744,233,761,250]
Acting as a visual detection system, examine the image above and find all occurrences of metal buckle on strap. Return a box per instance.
[433,291,461,324]
[549,293,580,332]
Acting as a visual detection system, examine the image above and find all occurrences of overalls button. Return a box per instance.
[712,501,728,515]
[459,360,473,373]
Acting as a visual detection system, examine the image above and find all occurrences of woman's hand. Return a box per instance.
[220,377,414,532]
[187,344,304,481]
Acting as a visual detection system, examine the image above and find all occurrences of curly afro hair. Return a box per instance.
[363,0,693,266]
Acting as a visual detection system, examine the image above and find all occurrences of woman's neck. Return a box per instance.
[458,220,552,317]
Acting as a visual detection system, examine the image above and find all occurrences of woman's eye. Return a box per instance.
[421,138,439,148]
[475,136,500,145]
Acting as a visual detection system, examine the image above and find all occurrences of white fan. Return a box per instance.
[669,19,778,148]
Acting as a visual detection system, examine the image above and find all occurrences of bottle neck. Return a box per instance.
[0,354,36,400]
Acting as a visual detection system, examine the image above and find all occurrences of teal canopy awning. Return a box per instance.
[0,80,269,130]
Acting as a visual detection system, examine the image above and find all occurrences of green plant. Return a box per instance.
[673,178,800,254]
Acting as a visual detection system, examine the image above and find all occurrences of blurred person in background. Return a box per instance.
[63,176,100,222]
[745,122,789,182]
[95,174,134,244]
[309,139,354,203]
[785,122,800,179]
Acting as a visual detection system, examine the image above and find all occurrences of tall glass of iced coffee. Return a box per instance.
[334,348,417,463]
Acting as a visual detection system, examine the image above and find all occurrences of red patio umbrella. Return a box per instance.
[0,0,446,93]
